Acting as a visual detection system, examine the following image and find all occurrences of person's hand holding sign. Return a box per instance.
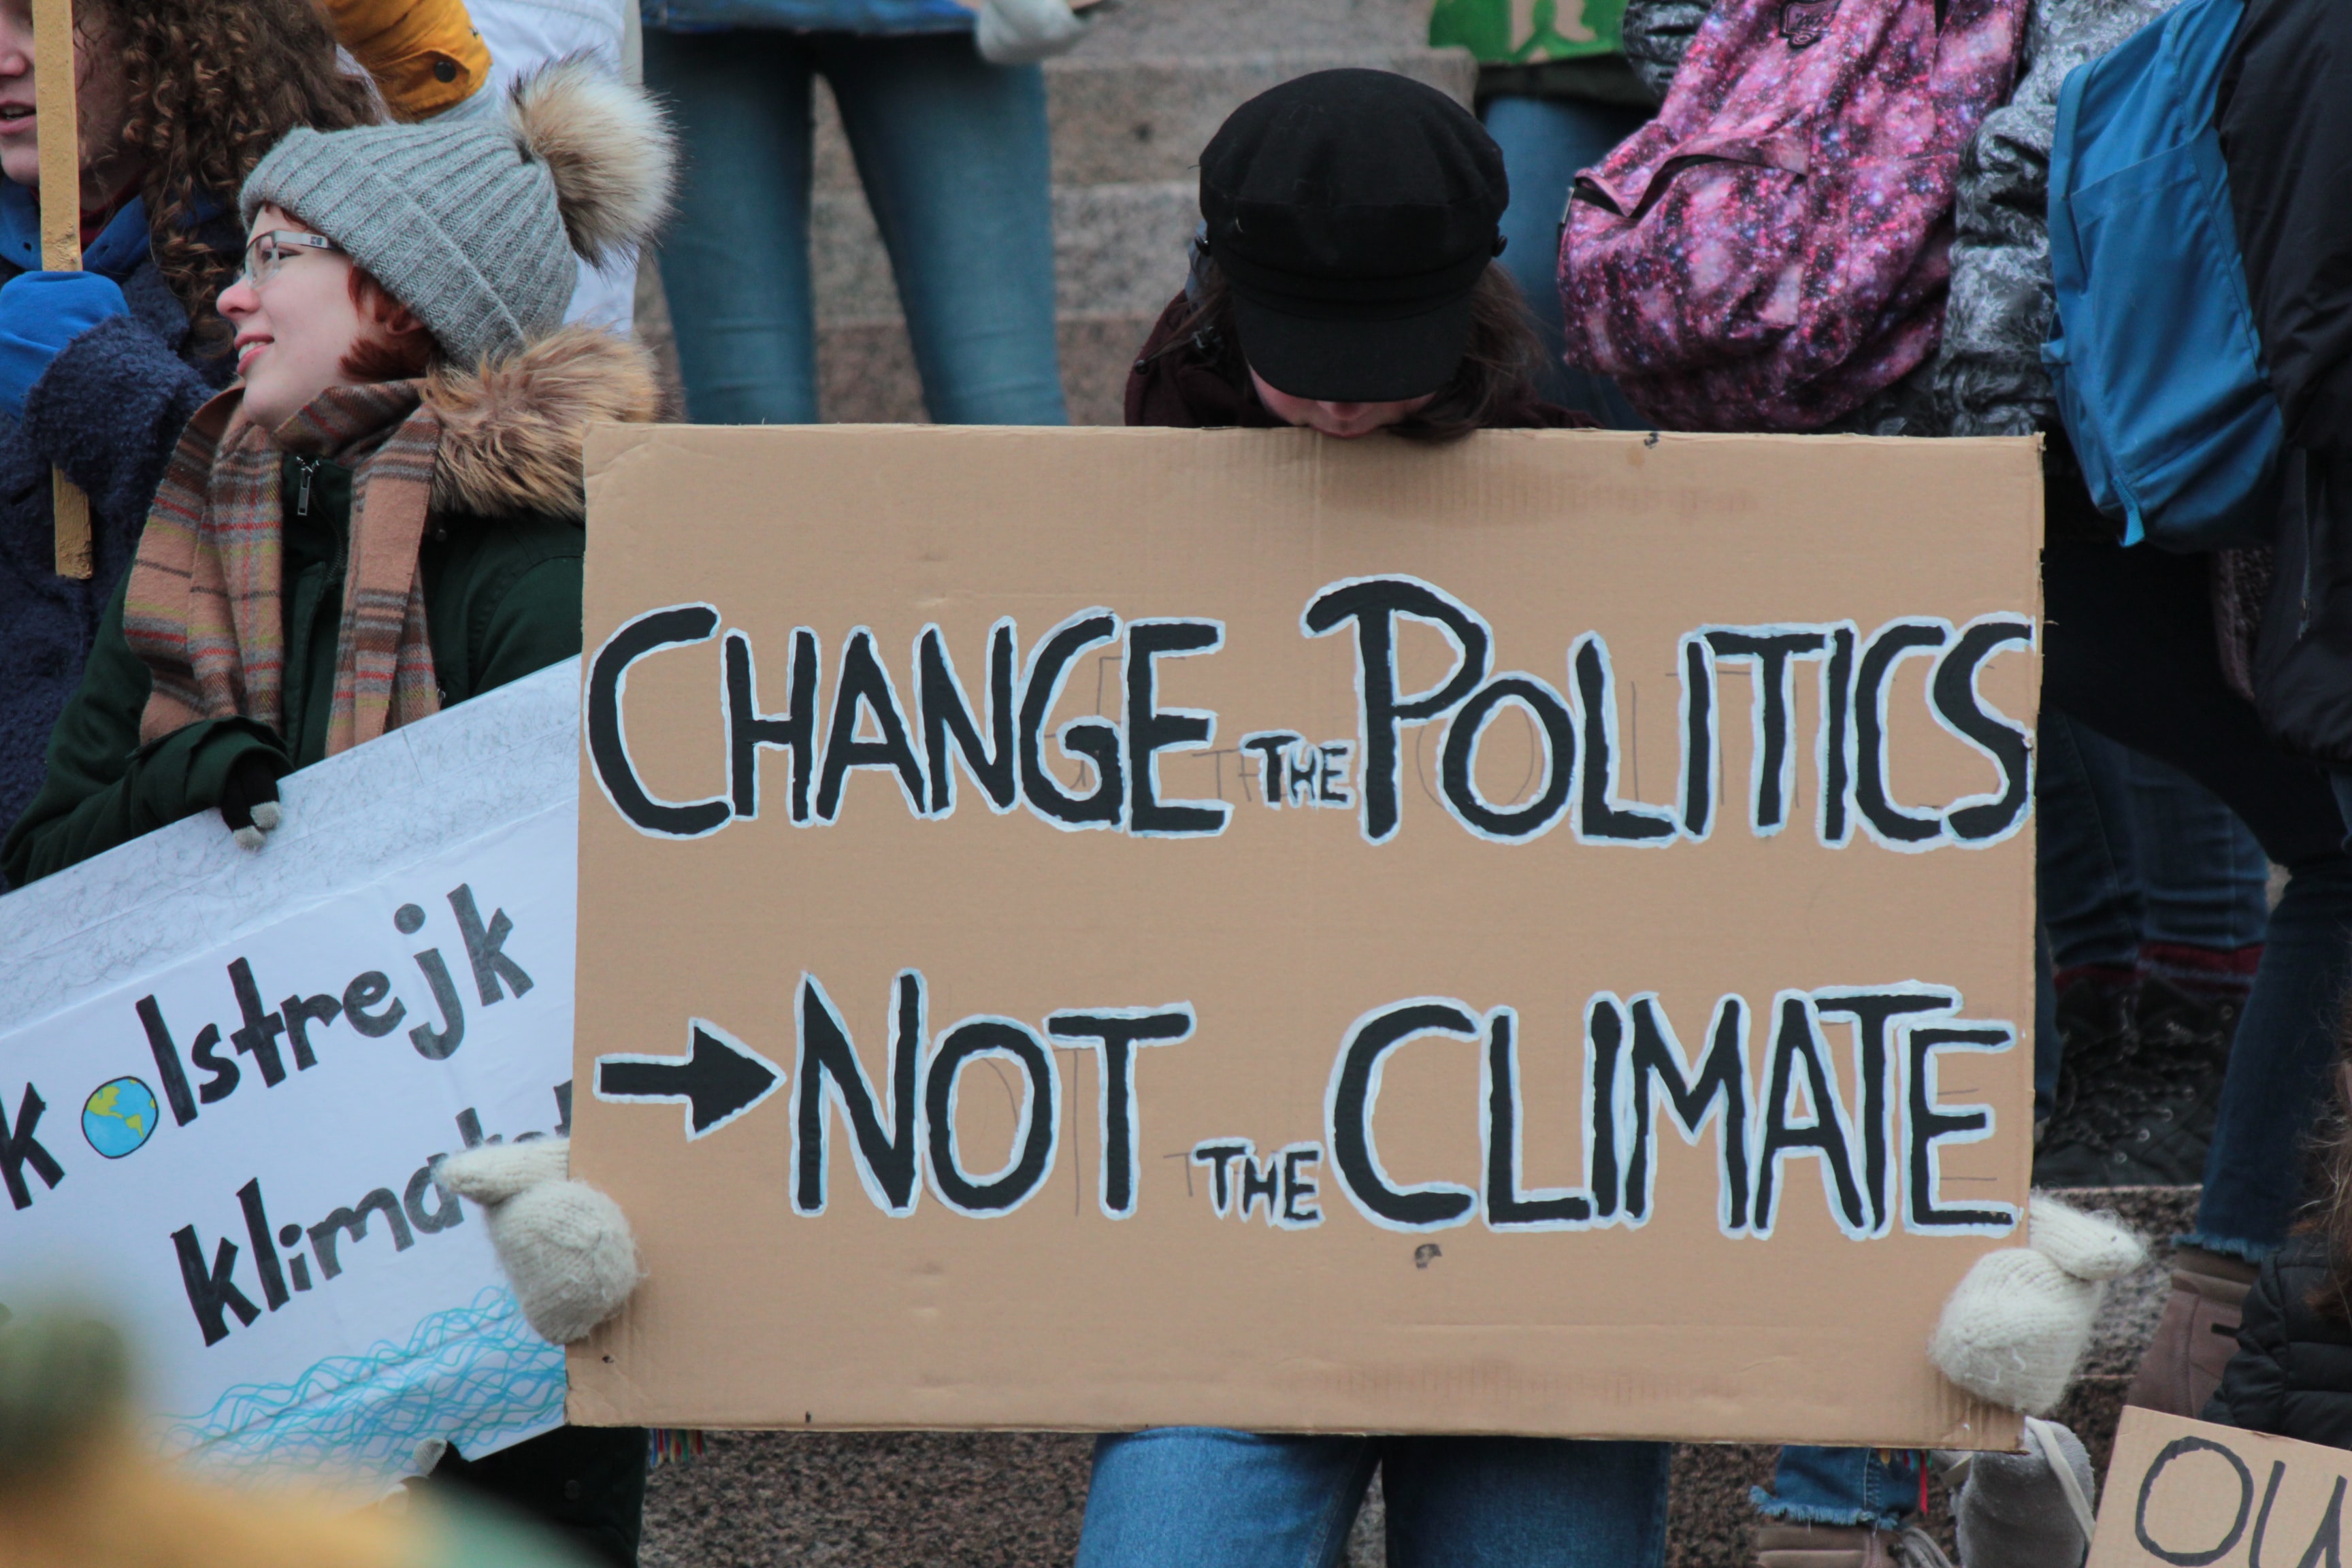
[1929,1193,2148,1566]
[437,1137,642,1345]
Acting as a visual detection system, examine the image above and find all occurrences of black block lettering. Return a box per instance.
[448,884,533,1004]
[1483,1009,1592,1228]
[585,602,730,838]
[919,621,1019,814]
[172,1224,258,1346]
[1572,636,1676,842]
[794,975,924,1214]
[1705,629,1829,834]
[1440,676,1575,840]
[1620,996,1752,1231]
[1192,1141,1250,1215]
[237,1178,287,1311]
[226,959,288,1087]
[1906,1026,2016,1231]
[1303,578,1490,843]
[1679,634,1714,838]
[308,1188,414,1279]
[1125,620,1229,836]
[2135,1437,2253,1565]
[1046,1007,1193,1218]
[1754,996,1867,1237]
[1280,1146,1322,1226]
[1238,732,1299,808]
[1814,989,1955,1234]
[1019,610,1124,828]
[137,996,199,1126]
[1586,996,1627,1220]
[725,625,819,823]
[408,949,466,1060]
[191,1024,238,1103]
[1932,617,2035,843]
[343,972,406,1038]
[1854,619,1951,847]
[1820,623,1857,845]
[816,629,927,820]
[1238,1152,1280,1221]
[280,993,340,1070]
[1327,1000,1479,1229]
[1,1084,64,1210]
[404,1160,464,1234]
[925,1018,1058,1215]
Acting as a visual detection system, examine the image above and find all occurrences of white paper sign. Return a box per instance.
[0,660,582,1487]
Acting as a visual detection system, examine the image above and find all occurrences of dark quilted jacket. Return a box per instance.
[2207,1235,2352,1450]
[0,224,235,850]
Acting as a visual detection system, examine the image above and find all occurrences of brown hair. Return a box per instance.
[1175,256,1548,442]
[80,0,381,338]
[340,267,440,380]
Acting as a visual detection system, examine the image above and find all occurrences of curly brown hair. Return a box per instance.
[1172,255,1548,442]
[80,0,380,337]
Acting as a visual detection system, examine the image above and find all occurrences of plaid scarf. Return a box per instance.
[125,381,444,757]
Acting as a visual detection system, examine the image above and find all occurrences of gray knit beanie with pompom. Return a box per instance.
[240,55,676,367]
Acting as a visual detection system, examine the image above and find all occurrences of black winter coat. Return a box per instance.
[2221,0,2352,765]
[2206,1235,2352,1450]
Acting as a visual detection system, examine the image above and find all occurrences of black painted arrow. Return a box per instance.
[595,1021,781,1139]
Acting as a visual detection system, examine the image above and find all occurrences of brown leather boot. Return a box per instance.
[2124,1246,2259,1416]
[1755,1524,1901,1568]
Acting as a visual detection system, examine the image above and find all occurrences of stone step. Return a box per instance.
[640,1189,2199,1568]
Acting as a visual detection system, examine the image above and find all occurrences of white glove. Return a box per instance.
[1948,1417,2100,1568]
[977,0,1090,63]
[1929,1192,2146,1415]
[436,1137,641,1345]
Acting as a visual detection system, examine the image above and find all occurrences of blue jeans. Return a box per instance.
[1481,95,1649,427]
[1755,1447,1925,1533]
[1078,1429,1669,1568]
[642,29,1067,425]
[2036,709,2270,971]
[2043,538,2352,1260]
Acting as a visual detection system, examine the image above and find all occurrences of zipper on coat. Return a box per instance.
[293,457,320,517]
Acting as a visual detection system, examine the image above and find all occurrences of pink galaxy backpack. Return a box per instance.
[1559,0,2029,431]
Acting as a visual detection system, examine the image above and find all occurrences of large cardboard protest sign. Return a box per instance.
[2091,1409,2352,1567]
[567,426,2040,1446]
[0,662,580,1487]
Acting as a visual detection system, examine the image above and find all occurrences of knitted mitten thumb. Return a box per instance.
[1929,1192,2146,1414]
[1953,1417,2099,1568]
[436,1137,642,1345]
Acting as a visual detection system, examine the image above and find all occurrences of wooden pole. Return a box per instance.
[31,0,90,581]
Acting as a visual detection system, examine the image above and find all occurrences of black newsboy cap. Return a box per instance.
[1200,69,1509,404]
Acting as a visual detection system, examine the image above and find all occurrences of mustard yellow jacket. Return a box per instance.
[322,0,491,120]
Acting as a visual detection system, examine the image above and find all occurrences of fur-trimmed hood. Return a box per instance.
[423,323,662,521]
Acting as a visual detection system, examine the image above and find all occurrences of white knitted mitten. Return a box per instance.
[436,1137,641,1345]
[977,0,1089,63]
[1929,1192,2146,1414]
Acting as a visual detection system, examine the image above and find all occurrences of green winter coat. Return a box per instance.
[2,327,661,887]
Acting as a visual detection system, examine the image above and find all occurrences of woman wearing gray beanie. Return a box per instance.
[0,59,674,1558]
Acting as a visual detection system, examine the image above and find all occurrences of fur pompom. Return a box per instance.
[506,54,676,265]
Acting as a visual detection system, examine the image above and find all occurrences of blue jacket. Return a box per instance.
[640,0,975,34]
[0,184,236,851]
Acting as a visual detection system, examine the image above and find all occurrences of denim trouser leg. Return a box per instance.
[1077,1428,1669,1568]
[2042,538,2352,1257]
[2035,708,2143,975]
[1754,1446,1924,1533]
[1479,95,1649,425]
[821,34,1067,425]
[2125,747,2272,953]
[643,29,822,424]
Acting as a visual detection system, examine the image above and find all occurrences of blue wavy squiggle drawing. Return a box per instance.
[165,1288,566,1480]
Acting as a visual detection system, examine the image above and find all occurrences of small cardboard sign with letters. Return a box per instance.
[2092,1408,2352,1568]
[567,425,2041,1446]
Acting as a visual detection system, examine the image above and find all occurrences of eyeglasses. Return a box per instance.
[239,229,343,289]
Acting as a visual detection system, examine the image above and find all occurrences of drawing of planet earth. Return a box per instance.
[83,1077,159,1158]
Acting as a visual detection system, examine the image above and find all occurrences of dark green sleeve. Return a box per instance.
[2,578,287,887]
[467,549,584,697]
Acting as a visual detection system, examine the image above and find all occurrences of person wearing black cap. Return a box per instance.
[1125,68,1586,442]
[1086,70,1666,1568]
